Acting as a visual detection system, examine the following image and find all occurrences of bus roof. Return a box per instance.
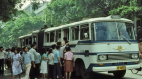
[32,30,39,34]
[45,16,133,32]
[19,33,32,39]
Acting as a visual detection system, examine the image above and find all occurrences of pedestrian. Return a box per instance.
[11,48,22,79]
[54,45,62,79]
[64,47,74,79]
[22,46,35,79]
[29,44,37,79]
[48,48,54,79]
[62,37,67,46]
[0,46,5,75]
[40,47,48,79]
[52,44,56,53]
[60,41,69,78]
[35,49,41,78]
[6,49,11,69]
[137,26,142,58]
[11,47,16,75]
[4,49,8,69]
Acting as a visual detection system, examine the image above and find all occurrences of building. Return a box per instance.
[21,0,50,16]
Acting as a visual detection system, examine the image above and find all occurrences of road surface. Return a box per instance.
[1,69,142,79]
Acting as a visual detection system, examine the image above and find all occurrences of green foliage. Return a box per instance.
[109,0,142,19]
[0,11,44,48]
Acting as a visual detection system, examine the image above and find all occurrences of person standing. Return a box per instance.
[54,45,62,79]
[62,37,67,46]
[60,41,69,77]
[48,48,54,79]
[7,49,11,69]
[22,46,35,79]
[0,47,5,75]
[35,49,41,78]
[40,48,48,79]
[137,26,142,58]
[29,44,37,79]
[52,44,57,53]
[64,47,74,79]
[11,48,22,79]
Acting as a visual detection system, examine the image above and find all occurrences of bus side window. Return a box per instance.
[71,26,79,41]
[46,33,49,43]
[50,31,55,42]
[64,28,69,41]
[80,24,89,40]
[56,30,61,42]
[33,36,37,43]
[22,39,25,46]
[29,37,32,45]
[26,38,28,45]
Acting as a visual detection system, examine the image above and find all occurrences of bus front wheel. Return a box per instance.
[80,62,92,79]
[113,70,126,78]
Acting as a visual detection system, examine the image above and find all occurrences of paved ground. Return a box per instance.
[1,69,142,79]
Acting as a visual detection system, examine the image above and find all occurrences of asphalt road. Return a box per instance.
[1,69,142,79]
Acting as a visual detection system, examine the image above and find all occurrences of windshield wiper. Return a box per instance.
[120,36,131,45]
[119,31,131,45]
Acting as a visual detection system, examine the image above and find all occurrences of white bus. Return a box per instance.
[19,15,140,79]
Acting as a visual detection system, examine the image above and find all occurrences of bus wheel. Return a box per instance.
[113,70,126,78]
[80,63,92,79]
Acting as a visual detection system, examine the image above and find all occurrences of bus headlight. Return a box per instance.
[131,54,138,59]
[98,55,108,60]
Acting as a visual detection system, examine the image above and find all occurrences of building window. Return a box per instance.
[50,31,55,42]
[71,26,79,40]
[80,24,89,40]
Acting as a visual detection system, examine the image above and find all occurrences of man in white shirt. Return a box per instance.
[0,47,5,75]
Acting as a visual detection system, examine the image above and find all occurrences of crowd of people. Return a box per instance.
[0,37,74,79]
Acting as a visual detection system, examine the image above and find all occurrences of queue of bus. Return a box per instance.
[0,37,74,79]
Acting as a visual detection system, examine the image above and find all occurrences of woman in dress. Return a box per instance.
[11,48,22,79]
[48,48,54,79]
[40,48,48,79]
[64,47,74,79]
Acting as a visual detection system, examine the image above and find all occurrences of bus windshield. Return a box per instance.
[94,22,135,41]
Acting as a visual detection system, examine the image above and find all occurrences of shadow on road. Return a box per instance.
[72,72,136,79]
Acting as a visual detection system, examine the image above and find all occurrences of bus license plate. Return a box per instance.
[117,66,126,70]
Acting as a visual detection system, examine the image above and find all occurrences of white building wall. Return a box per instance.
[21,0,50,16]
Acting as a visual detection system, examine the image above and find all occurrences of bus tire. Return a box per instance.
[80,61,92,79]
[113,70,126,78]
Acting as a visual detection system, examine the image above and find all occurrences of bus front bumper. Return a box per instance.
[92,64,140,72]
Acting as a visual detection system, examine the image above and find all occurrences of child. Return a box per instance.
[64,47,73,79]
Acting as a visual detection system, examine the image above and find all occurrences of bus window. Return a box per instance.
[64,28,69,40]
[50,31,55,42]
[22,39,25,46]
[80,24,89,40]
[46,33,49,42]
[26,38,28,45]
[29,37,32,45]
[71,26,79,40]
[33,36,37,43]
[56,30,61,42]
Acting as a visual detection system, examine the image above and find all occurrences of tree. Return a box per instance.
[0,11,44,48]
[0,0,44,22]
[109,0,142,19]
